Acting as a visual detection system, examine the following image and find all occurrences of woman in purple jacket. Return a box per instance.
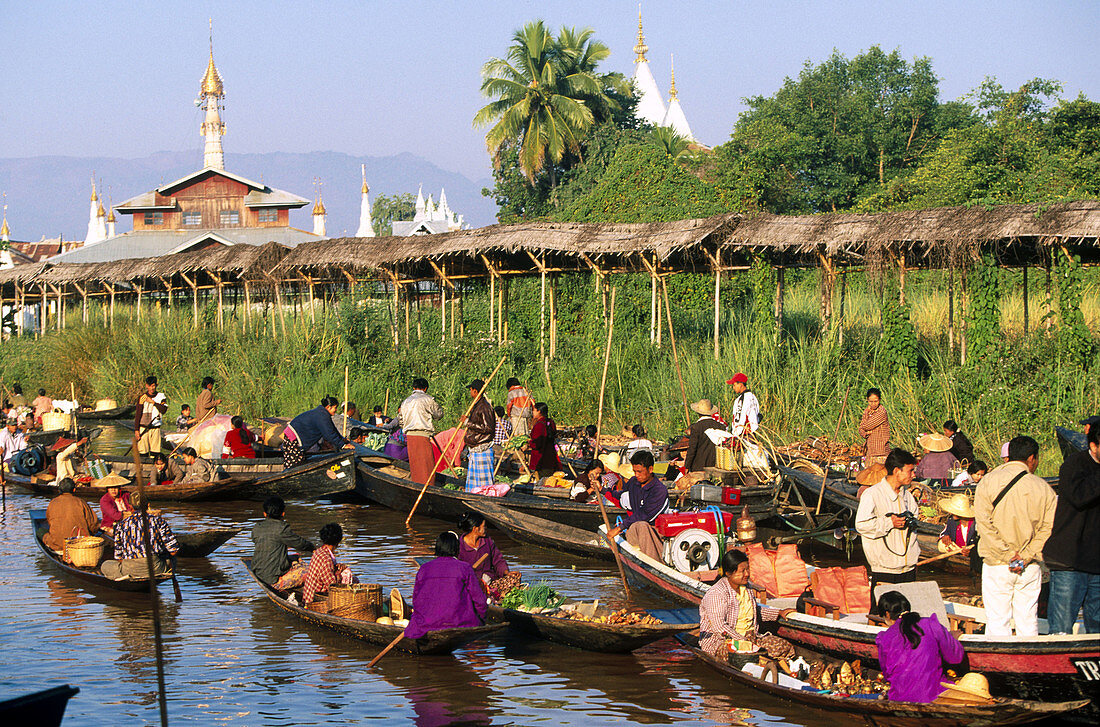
[404,531,488,640]
[875,591,965,703]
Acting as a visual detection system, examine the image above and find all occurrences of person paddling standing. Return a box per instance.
[134,375,168,455]
[195,376,221,423]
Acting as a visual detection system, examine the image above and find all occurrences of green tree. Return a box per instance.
[370,193,416,237]
[649,126,692,161]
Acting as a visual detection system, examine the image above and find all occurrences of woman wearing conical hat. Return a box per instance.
[914,432,960,483]
[938,490,982,574]
[684,399,725,473]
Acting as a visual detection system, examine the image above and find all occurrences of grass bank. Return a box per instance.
[1,269,1096,476]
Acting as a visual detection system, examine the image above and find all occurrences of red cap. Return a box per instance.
[726,373,748,385]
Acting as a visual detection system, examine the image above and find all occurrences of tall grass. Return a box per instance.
[1,268,1096,476]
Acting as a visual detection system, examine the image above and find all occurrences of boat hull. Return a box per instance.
[466,499,612,560]
[490,605,696,652]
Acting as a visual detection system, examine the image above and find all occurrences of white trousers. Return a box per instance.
[982,562,1041,636]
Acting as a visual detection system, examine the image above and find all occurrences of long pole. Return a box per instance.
[367,630,405,668]
[595,288,617,454]
[815,386,851,515]
[405,355,507,527]
[342,365,350,438]
[661,278,691,427]
[70,382,77,439]
[598,501,631,597]
[916,546,972,568]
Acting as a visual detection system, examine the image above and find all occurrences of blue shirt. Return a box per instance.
[620,475,669,529]
[289,406,349,452]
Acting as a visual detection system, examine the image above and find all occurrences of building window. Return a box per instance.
[143,212,164,226]
[183,211,202,226]
[257,209,278,223]
[219,210,240,226]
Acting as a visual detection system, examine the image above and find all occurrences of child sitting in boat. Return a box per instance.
[302,522,357,605]
[699,549,795,656]
[875,590,965,703]
[404,531,488,639]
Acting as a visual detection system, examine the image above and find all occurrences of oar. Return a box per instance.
[815,386,851,517]
[342,365,350,438]
[368,630,406,668]
[594,288,617,456]
[916,545,972,568]
[406,355,507,527]
[597,495,631,598]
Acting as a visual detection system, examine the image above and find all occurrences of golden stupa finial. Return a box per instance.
[97,200,106,218]
[90,174,99,202]
[201,20,224,98]
[106,191,116,222]
[669,54,678,99]
[312,178,326,215]
[1,199,10,239]
[361,164,369,195]
[633,5,648,64]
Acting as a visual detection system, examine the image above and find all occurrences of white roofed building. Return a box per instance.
[391,185,467,236]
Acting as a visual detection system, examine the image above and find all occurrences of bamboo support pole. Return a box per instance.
[549,275,557,359]
[243,280,251,331]
[898,249,907,306]
[481,255,496,338]
[40,283,47,335]
[595,288,617,453]
[215,273,224,329]
[180,272,198,328]
[1022,265,1029,335]
[661,278,692,427]
[136,283,144,323]
[108,283,116,327]
[838,271,846,346]
[948,265,955,352]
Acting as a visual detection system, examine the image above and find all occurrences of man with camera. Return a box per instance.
[856,448,921,595]
[975,435,1057,637]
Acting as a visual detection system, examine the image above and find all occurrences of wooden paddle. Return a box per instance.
[815,386,851,516]
[597,496,631,598]
[368,630,406,668]
[405,355,507,527]
[594,288,617,456]
[916,545,972,568]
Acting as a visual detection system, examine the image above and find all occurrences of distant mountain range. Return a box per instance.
[0,150,497,243]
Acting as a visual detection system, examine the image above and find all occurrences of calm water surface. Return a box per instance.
[0,427,857,726]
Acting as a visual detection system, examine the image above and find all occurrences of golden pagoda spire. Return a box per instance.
[1,202,10,240]
[97,201,106,218]
[669,53,678,99]
[313,192,326,216]
[200,20,224,98]
[361,164,369,195]
[90,175,99,202]
[633,5,648,64]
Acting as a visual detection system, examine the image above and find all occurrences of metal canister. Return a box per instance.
[735,505,756,542]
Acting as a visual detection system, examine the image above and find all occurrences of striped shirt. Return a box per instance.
[699,577,780,655]
[858,404,891,459]
[493,418,512,446]
[114,512,178,560]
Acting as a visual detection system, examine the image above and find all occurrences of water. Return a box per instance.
[0,427,860,725]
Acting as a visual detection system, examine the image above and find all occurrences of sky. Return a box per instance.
[2,0,1099,183]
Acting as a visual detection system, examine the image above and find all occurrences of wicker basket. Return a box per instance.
[328,583,382,620]
[41,411,73,432]
[306,598,329,613]
[94,398,118,411]
[64,536,105,568]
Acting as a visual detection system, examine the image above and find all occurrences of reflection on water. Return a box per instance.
[0,426,864,725]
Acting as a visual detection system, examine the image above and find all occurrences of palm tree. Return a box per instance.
[554,26,631,126]
[474,21,619,185]
[650,126,692,161]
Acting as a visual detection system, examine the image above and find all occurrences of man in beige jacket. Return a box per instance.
[856,448,921,595]
[974,435,1057,637]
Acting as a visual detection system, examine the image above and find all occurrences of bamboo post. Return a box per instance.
[898,249,907,306]
[540,262,547,366]
[16,282,24,336]
[215,273,224,330]
[549,275,557,360]
[1021,265,1029,335]
[595,288,617,454]
[960,270,968,365]
[40,283,47,335]
[180,272,198,328]
[109,283,116,327]
[440,270,446,342]
[661,278,692,427]
[650,264,657,344]
[816,386,851,515]
[838,270,846,347]
[75,283,87,324]
[342,365,350,438]
[713,256,721,360]
[405,355,507,526]
[135,283,143,323]
[274,278,287,337]
[775,265,785,337]
[948,265,955,352]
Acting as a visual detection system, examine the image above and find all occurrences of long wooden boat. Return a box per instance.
[176,528,240,557]
[243,559,505,654]
[489,603,697,653]
[466,499,612,561]
[0,685,80,727]
[604,524,711,605]
[76,404,135,421]
[1057,426,1087,460]
[26,427,98,449]
[30,510,172,592]
[675,631,1088,727]
[10,452,356,502]
[772,604,1100,723]
[355,456,628,530]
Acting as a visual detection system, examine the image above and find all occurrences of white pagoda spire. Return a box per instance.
[312,191,327,237]
[662,54,694,141]
[425,194,436,221]
[85,178,105,244]
[106,205,117,239]
[631,6,666,127]
[355,164,376,237]
[1,203,10,243]
[199,24,227,170]
[413,184,426,222]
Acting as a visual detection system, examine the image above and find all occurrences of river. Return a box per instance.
[0,427,925,725]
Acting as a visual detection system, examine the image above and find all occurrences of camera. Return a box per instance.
[888,511,920,530]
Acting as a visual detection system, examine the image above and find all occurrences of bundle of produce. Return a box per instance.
[498,580,565,613]
[774,437,865,467]
[559,609,662,626]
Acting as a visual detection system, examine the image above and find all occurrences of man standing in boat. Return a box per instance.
[504,377,534,438]
[399,378,444,487]
[974,436,1056,637]
[462,379,496,492]
[726,373,761,440]
[855,448,921,596]
[134,375,168,455]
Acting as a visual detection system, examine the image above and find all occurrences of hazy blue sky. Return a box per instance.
[2,1,1098,181]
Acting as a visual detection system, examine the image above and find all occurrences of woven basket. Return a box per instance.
[329,583,382,621]
[94,398,118,411]
[41,411,73,432]
[306,598,329,613]
[64,536,105,568]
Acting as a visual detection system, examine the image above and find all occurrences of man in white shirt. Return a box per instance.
[0,416,28,465]
[856,448,921,596]
[134,375,169,455]
[726,373,761,439]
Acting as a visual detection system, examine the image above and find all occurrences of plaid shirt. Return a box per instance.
[302,544,338,604]
[493,418,512,446]
[858,404,891,459]
[699,577,780,655]
[113,512,178,560]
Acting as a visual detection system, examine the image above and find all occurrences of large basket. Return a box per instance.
[94,398,118,411]
[41,411,73,432]
[306,597,329,613]
[328,583,382,620]
[64,536,105,568]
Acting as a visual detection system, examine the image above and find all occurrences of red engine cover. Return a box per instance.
[655,511,734,538]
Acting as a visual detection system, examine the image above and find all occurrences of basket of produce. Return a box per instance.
[64,535,105,568]
[499,580,565,613]
[328,583,381,620]
[42,411,73,432]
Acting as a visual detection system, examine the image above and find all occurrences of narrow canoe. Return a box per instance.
[30,510,171,593]
[243,558,505,655]
[490,604,697,653]
[603,524,711,605]
[0,685,80,727]
[76,405,135,421]
[26,427,100,449]
[176,528,241,557]
[355,456,628,530]
[466,499,613,561]
[676,631,1089,727]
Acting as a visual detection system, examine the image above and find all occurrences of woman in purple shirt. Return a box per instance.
[404,531,488,640]
[875,591,965,703]
[457,512,509,585]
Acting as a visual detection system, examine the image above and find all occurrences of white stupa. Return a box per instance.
[632,8,666,127]
[355,164,376,237]
[661,54,694,141]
